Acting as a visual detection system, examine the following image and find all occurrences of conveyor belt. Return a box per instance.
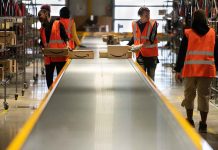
[8,37,211,150]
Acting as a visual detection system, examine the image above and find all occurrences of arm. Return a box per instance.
[174,35,188,72]
[149,21,158,44]
[72,22,81,46]
[127,36,134,46]
[59,22,69,43]
[59,22,70,49]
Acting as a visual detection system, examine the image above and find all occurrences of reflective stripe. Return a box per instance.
[185,60,214,65]
[186,51,214,56]
[134,37,140,40]
[141,36,149,40]
[133,21,138,41]
[146,21,153,38]
[143,44,157,48]
[49,40,65,44]
[67,18,73,34]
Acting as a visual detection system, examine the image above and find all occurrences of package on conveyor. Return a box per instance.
[102,34,120,45]
[99,50,108,58]
[69,50,94,59]
[107,45,131,59]
[42,48,69,57]
[99,49,132,58]
[0,31,16,46]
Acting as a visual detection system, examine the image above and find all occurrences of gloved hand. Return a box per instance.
[129,44,143,52]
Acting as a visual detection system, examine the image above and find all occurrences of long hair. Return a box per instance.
[192,9,209,35]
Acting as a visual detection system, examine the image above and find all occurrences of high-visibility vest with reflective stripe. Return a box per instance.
[49,20,68,62]
[40,27,51,65]
[182,28,216,77]
[132,20,158,57]
[60,18,75,49]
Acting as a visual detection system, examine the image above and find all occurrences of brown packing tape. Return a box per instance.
[43,48,69,57]
[69,50,94,59]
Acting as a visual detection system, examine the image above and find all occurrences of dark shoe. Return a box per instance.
[186,118,195,127]
[199,121,207,133]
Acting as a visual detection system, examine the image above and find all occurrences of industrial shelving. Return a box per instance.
[0,0,39,110]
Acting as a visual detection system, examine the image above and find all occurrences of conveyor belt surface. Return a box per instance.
[21,58,206,150]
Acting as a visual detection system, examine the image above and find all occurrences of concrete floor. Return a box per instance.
[0,37,218,149]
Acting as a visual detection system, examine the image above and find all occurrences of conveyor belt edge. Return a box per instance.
[7,59,71,150]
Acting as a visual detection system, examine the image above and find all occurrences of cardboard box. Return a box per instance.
[0,22,13,30]
[99,50,132,58]
[0,31,16,46]
[0,66,4,81]
[128,51,132,58]
[0,59,12,73]
[102,34,120,45]
[99,51,108,58]
[107,45,129,59]
[0,43,4,49]
[43,48,69,57]
[69,50,94,59]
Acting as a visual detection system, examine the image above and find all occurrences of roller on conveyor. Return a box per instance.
[7,37,212,150]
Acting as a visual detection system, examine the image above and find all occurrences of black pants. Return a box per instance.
[45,61,66,88]
[137,55,158,81]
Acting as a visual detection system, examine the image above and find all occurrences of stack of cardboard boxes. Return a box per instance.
[0,31,16,46]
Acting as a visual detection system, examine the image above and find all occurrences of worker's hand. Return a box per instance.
[175,72,183,83]
[66,42,72,51]
[129,44,143,52]
[127,45,132,50]
[44,43,49,48]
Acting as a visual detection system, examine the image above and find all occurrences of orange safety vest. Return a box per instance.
[182,28,216,77]
[40,27,51,65]
[49,20,68,62]
[60,18,75,49]
[132,20,158,57]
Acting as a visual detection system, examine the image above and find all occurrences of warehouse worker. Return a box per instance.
[38,8,70,88]
[175,9,218,133]
[128,6,159,81]
[59,6,84,49]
